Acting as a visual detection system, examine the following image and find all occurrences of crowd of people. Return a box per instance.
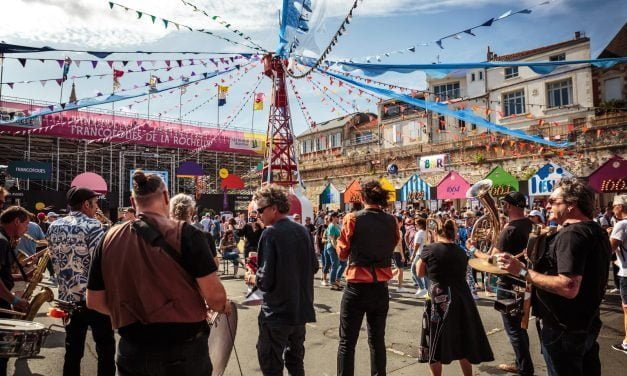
[0,173,625,376]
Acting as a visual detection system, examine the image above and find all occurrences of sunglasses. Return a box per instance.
[257,204,273,214]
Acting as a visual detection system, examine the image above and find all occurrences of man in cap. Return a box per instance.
[47,187,115,376]
[467,191,534,375]
[527,209,545,226]
[610,194,627,354]
[47,211,59,223]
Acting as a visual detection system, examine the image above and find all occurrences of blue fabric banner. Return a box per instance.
[277,0,313,57]
[319,68,573,148]
[304,57,627,77]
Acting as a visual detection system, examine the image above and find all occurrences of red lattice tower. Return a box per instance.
[261,54,299,187]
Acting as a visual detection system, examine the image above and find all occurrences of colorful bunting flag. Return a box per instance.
[253,92,265,110]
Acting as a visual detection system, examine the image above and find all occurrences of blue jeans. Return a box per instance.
[410,254,429,290]
[117,332,211,376]
[501,312,533,375]
[326,247,342,284]
[539,319,601,376]
[321,247,332,275]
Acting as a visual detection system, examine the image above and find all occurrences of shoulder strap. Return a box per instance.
[131,219,184,268]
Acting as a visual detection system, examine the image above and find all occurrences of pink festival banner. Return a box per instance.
[0,101,264,155]
[436,171,471,200]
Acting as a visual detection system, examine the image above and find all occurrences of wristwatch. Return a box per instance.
[519,267,528,279]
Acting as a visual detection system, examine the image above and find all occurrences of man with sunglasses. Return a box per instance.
[247,185,318,375]
[498,179,611,376]
[467,191,534,375]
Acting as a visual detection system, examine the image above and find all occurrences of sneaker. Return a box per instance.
[609,288,619,293]
[497,363,518,373]
[397,287,408,293]
[321,280,328,287]
[612,343,627,354]
[415,289,427,298]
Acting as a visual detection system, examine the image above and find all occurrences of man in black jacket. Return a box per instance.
[247,185,318,376]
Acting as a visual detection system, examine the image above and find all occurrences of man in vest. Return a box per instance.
[246,185,318,375]
[87,171,229,375]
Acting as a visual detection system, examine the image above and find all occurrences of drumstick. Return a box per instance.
[0,308,26,317]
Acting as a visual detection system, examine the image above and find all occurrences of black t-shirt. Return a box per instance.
[495,217,533,290]
[534,221,610,330]
[87,222,217,344]
[420,242,468,287]
[0,229,15,293]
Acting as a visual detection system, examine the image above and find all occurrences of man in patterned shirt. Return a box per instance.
[47,187,115,376]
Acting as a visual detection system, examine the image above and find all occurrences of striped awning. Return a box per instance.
[400,174,431,201]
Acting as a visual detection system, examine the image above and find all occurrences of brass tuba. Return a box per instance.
[466,179,501,252]
[15,249,54,321]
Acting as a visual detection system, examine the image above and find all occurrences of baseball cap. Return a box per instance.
[613,194,627,207]
[67,187,98,206]
[528,209,545,222]
[47,211,59,218]
[36,212,46,220]
[501,191,527,208]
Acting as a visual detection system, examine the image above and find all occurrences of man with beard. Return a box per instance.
[499,179,611,375]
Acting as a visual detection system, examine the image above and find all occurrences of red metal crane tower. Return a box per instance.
[261,54,299,187]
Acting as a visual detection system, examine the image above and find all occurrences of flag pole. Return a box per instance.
[250,91,256,170]
[0,53,4,108]
[217,85,220,128]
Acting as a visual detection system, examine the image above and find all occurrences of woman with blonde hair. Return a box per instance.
[169,193,217,263]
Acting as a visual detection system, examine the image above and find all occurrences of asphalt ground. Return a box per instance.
[6,270,627,376]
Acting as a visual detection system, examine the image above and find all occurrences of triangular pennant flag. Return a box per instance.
[176,60,182,67]
[108,2,114,10]
[74,60,81,68]
[464,29,476,36]
[150,15,156,23]
[408,46,416,53]
[60,103,66,109]
[18,58,27,67]
[141,66,146,72]
[173,23,179,30]
[40,80,47,87]
[56,59,64,68]
[498,10,512,20]
[55,79,63,86]
[481,18,494,27]
[7,83,14,89]
[136,10,142,19]
[137,60,143,67]
[122,61,128,66]
[436,40,444,49]
[162,19,169,28]
[107,60,114,68]
[165,60,171,67]
[517,9,532,14]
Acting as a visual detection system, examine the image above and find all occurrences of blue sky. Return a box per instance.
[0,0,625,135]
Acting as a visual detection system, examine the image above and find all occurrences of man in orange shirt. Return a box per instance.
[336,180,400,376]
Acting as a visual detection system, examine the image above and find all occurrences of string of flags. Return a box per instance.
[189,75,265,156]
[336,1,551,63]
[179,0,267,51]
[108,1,264,52]
[2,55,252,88]
[317,70,384,103]
[305,75,352,115]
[288,77,316,128]
[0,41,260,59]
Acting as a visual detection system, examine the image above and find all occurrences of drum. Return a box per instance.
[0,319,50,358]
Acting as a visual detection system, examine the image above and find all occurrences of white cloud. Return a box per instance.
[0,0,564,49]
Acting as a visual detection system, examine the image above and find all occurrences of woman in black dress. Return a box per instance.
[416,219,494,376]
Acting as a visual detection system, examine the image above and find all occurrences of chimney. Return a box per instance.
[575,31,581,39]
[487,46,493,61]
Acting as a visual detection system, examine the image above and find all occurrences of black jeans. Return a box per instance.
[539,318,601,376]
[117,332,211,376]
[501,312,534,375]
[256,317,306,376]
[337,282,389,376]
[64,306,115,376]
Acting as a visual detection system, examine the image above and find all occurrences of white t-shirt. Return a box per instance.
[610,219,627,277]
[413,229,426,255]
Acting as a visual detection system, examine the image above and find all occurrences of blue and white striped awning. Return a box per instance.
[400,174,432,201]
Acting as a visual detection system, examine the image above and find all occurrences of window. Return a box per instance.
[438,115,446,131]
[503,90,526,116]
[301,140,308,154]
[458,119,466,129]
[471,123,477,130]
[471,73,476,82]
[393,124,402,143]
[547,79,573,108]
[315,137,321,151]
[329,132,341,148]
[549,53,565,61]
[603,77,622,101]
[433,82,461,100]
[504,67,519,79]
[479,71,483,80]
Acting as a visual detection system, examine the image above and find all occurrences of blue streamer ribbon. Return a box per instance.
[319,68,573,148]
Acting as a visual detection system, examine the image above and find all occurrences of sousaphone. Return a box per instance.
[208,301,239,376]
